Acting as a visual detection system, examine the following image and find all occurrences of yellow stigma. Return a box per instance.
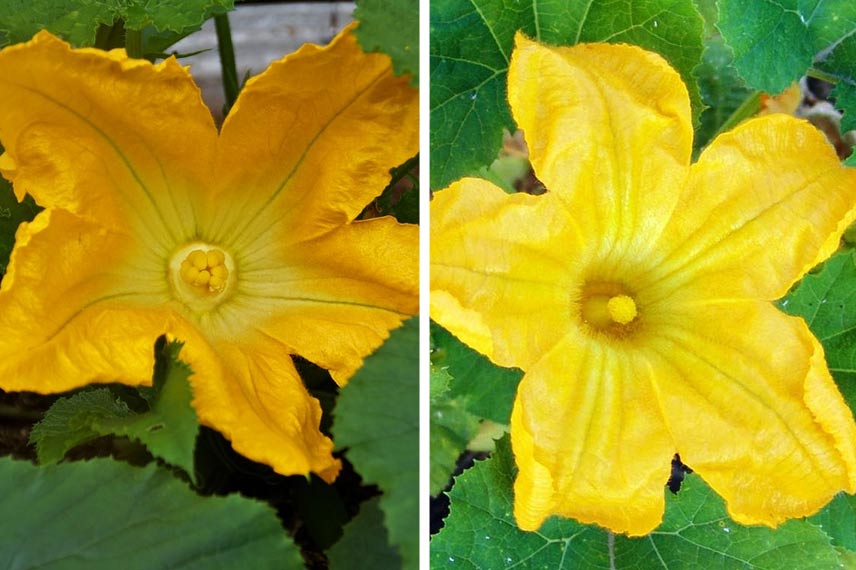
[179,247,230,294]
[607,294,637,325]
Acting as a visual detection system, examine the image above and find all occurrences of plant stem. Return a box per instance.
[215,12,240,114]
[711,91,762,141]
[124,28,143,59]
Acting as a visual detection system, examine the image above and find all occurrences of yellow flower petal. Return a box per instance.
[431,178,580,369]
[647,301,856,525]
[508,34,692,252]
[432,35,856,535]
[655,114,856,302]
[211,24,418,250]
[178,328,340,481]
[238,217,418,384]
[0,31,217,253]
[0,29,416,484]
[0,209,170,391]
[512,330,674,536]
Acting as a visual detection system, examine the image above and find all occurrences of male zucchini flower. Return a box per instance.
[431,34,856,535]
[0,25,418,481]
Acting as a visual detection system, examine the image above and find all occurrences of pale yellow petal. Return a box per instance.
[512,331,674,536]
[647,301,856,525]
[431,178,579,369]
[654,114,856,302]
[507,35,691,252]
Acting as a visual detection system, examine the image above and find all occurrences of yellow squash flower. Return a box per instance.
[0,25,418,482]
[431,34,856,536]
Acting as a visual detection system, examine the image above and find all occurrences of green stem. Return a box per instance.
[124,28,143,59]
[806,67,841,85]
[710,91,763,142]
[215,12,240,114]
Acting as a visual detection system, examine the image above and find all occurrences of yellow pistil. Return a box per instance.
[607,294,637,325]
[179,248,230,293]
[580,286,638,331]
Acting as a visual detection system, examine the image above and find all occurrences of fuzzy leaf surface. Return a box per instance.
[0,457,302,569]
[30,340,199,478]
[328,497,401,569]
[0,0,232,47]
[430,322,522,425]
[354,0,418,85]
[781,251,856,412]
[431,436,842,568]
[333,317,418,568]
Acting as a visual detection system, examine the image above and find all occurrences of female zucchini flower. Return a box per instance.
[431,34,856,535]
[0,25,418,481]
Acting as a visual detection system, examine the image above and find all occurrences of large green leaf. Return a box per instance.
[429,363,480,496]
[0,0,233,48]
[780,251,856,411]
[30,340,199,479]
[430,0,705,189]
[809,493,856,552]
[0,457,302,569]
[354,0,418,86]
[717,0,856,129]
[431,436,843,568]
[430,321,522,425]
[332,317,418,569]
[327,498,401,569]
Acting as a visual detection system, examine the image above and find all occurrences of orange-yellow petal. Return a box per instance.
[512,330,673,536]
[211,24,418,250]
[0,209,171,392]
[239,217,418,384]
[178,326,340,481]
[0,31,217,253]
[431,178,579,369]
[654,114,856,302]
[647,300,856,526]
[507,35,691,252]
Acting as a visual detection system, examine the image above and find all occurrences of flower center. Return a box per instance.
[169,242,236,312]
[579,283,639,333]
[180,249,229,293]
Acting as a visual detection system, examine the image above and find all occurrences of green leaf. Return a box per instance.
[819,34,856,133]
[429,363,480,495]
[332,317,418,569]
[780,251,856,412]
[809,493,856,551]
[354,0,418,86]
[430,0,705,189]
[430,321,522,425]
[694,35,756,152]
[31,340,199,479]
[432,435,842,568]
[0,457,302,569]
[717,0,856,95]
[0,0,233,48]
[328,498,401,569]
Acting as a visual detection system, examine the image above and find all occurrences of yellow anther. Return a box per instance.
[178,247,230,294]
[607,295,637,325]
[189,250,207,270]
[207,249,225,267]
